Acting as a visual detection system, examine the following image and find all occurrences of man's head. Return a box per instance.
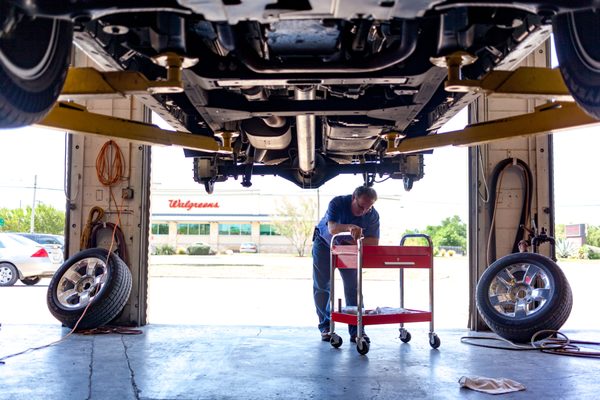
[351,186,377,216]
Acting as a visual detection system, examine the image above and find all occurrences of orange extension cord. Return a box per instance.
[95,140,125,186]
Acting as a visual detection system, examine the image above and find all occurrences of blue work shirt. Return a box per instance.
[315,195,380,247]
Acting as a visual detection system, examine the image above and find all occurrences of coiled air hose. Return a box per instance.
[487,158,533,264]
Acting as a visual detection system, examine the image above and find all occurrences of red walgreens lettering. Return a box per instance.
[168,199,220,210]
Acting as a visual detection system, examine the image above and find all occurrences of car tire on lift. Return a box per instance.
[47,248,132,330]
[0,15,72,128]
[476,252,572,343]
[553,10,600,120]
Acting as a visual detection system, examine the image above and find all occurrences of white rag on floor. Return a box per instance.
[458,376,526,394]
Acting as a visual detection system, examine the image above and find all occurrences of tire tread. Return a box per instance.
[47,248,133,330]
[476,253,573,343]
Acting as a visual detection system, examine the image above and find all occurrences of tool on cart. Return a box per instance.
[328,232,440,355]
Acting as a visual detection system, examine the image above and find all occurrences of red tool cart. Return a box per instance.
[328,233,440,355]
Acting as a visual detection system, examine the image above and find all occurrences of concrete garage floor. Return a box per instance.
[1,324,599,399]
[3,256,600,399]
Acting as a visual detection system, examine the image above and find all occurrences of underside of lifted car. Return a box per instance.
[1,1,599,192]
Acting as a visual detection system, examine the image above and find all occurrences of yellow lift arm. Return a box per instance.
[386,65,598,154]
[388,102,600,154]
[38,65,233,152]
[36,65,600,154]
[37,102,228,153]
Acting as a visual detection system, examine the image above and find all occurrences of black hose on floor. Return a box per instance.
[461,331,600,359]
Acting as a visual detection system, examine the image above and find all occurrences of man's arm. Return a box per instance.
[362,237,379,246]
[328,222,379,244]
[328,221,363,241]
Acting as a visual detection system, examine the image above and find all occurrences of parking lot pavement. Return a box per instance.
[2,256,598,332]
[147,255,471,329]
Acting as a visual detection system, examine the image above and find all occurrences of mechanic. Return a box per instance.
[312,185,380,343]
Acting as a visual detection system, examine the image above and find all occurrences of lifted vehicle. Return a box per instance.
[1,1,599,192]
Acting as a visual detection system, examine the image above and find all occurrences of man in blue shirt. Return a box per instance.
[312,186,380,342]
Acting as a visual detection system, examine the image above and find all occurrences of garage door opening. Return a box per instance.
[145,110,472,329]
[0,112,597,333]
[552,126,600,330]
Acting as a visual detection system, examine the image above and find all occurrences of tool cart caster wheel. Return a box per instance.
[399,328,411,343]
[356,338,370,355]
[429,333,441,349]
[330,333,343,348]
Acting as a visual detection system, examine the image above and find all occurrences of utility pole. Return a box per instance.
[30,175,37,233]
[317,187,320,221]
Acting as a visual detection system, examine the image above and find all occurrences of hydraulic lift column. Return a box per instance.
[64,48,151,326]
[467,42,553,331]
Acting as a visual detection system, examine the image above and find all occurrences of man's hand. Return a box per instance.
[328,221,364,242]
[348,225,363,241]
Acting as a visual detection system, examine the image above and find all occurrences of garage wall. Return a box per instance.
[468,42,553,330]
[66,48,151,326]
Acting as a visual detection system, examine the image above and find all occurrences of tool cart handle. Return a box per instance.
[400,233,433,247]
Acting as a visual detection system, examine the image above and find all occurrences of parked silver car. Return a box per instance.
[14,232,65,264]
[239,243,258,254]
[0,233,59,286]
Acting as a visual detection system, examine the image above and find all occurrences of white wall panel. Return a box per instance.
[468,41,553,330]
[65,48,150,326]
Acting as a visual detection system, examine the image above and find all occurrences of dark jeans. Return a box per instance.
[312,237,359,336]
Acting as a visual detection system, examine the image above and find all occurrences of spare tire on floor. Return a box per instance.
[476,252,573,343]
[47,248,132,330]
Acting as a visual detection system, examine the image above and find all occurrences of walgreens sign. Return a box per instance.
[168,199,220,211]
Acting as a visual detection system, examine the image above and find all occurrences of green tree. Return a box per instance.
[0,207,29,232]
[273,197,317,257]
[402,215,467,251]
[586,225,600,247]
[0,205,64,234]
[426,215,467,250]
[555,224,566,240]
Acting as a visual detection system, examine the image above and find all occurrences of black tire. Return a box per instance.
[356,339,369,355]
[0,14,72,128]
[330,334,343,349]
[553,10,600,120]
[21,276,41,286]
[400,330,411,343]
[204,180,215,194]
[47,248,132,330]
[403,176,414,191]
[0,262,19,286]
[476,252,572,343]
[429,334,441,349]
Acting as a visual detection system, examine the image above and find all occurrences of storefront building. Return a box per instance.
[150,188,304,254]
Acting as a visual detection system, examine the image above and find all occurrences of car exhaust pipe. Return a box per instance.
[294,86,316,174]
